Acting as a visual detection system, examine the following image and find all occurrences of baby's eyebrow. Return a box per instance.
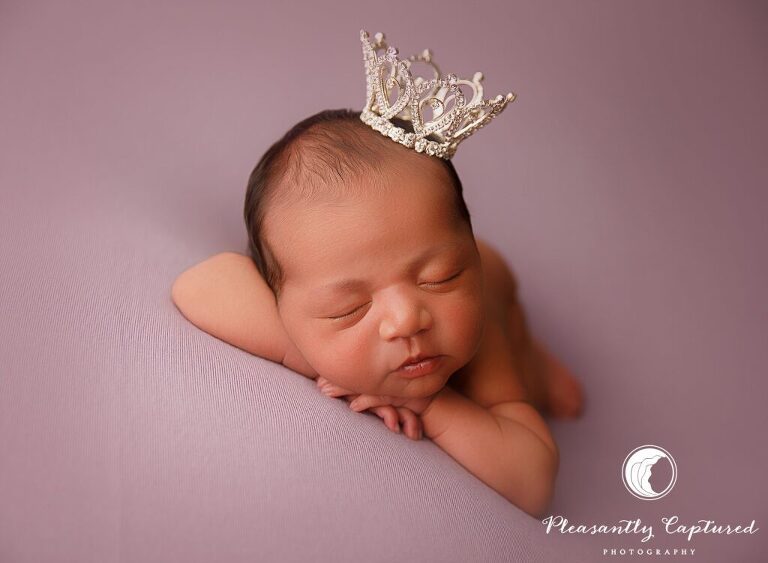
[315,241,465,297]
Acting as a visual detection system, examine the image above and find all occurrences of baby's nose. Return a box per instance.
[379,304,432,340]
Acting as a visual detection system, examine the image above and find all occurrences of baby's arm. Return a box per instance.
[171,252,315,377]
[172,253,420,436]
[342,386,558,515]
[422,388,558,518]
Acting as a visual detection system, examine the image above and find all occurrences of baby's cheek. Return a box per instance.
[307,336,373,390]
[441,298,484,359]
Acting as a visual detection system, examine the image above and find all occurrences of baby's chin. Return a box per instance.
[383,370,451,399]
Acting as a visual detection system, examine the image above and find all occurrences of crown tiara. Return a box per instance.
[359,29,516,160]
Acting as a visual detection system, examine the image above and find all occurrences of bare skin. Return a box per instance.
[452,238,584,419]
[317,238,585,438]
[172,146,585,516]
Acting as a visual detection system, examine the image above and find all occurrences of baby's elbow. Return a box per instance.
[534,466,558,519]
[170,275,188,311]
[519,447,559,519]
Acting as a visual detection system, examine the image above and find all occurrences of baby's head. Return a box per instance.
[244,108,486,399]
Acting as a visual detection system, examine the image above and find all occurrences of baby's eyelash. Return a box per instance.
[422,270,463,287]
[328,303,368,320]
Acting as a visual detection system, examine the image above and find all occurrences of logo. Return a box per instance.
[539,444,760,557]
[621,445,677,500]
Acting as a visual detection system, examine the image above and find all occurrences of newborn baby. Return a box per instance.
[171,108,584,518]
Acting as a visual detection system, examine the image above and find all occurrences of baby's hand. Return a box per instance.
[316,376,424,440]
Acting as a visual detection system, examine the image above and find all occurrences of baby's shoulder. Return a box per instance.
[446,307,528,409]
[446,238,536,408]
[475,238,518,308]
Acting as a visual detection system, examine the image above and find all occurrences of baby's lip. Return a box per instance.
[396,353,438,370]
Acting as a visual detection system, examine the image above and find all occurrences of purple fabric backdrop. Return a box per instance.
[1,1,765,561]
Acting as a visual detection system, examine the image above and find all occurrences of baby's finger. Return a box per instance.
[317,378,354,398]
[348,394,391,412]
[370,405,400,433]
[396,407,423,440]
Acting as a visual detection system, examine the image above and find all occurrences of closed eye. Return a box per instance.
[328,302,370,321]
[326,270,464,321]
[421,269,463,287]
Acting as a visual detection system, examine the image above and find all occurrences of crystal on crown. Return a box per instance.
[359,29,516,160]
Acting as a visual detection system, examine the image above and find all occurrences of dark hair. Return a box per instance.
[243,108,473,300]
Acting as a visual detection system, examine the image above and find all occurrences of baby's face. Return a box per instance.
[266,159,485,399]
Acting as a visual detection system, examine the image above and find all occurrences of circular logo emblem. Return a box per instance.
[621,445,677,500]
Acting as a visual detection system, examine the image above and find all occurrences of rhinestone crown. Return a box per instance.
[359,29,516,160]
